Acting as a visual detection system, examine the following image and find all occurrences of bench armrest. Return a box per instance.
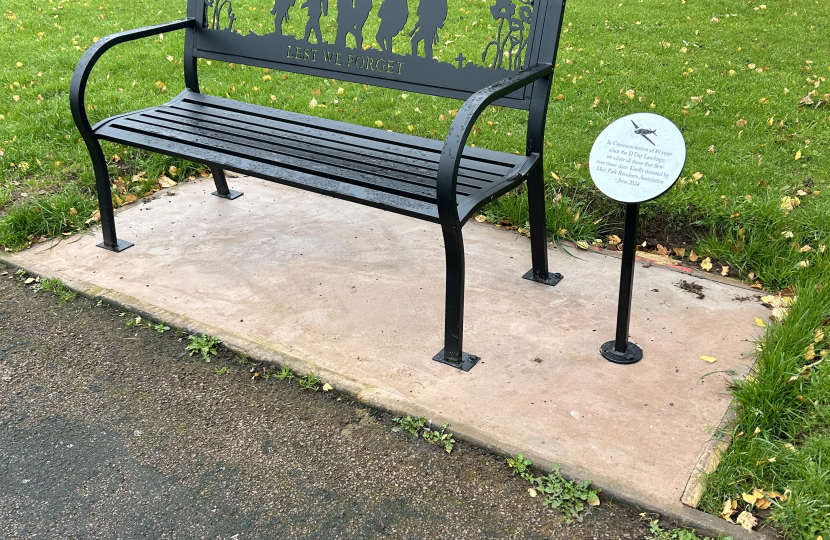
[70,19,195,140]
[436,63,554,222]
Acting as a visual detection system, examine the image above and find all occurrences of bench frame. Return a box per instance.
[70,1,568,371]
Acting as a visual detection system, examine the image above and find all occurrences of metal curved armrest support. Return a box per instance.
[69,19,195,140]
[435,63,555,223]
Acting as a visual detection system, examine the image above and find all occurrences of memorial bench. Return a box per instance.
[70,0,567,371]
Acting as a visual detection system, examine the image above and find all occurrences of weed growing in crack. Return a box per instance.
[298,372,321,391]
[393,416,426,437]
[507,454,600,523]
[186,334,220,362]
[645,521,728,540]
[392,416,456,454]
[30,277,76,302]
[150,322,170,333]
[274,365,294,382]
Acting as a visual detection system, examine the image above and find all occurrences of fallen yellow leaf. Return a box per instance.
[736,511,757,531]
[689,251,699,262]
[700,257,713,271]
[795,150,802,160]
[322,383,333,392]
[755,317,766,328]
[721,498,735,522]
[700,356,717,363]
[158,175,177,188]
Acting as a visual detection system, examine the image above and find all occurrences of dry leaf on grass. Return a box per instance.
[736,511,757,531]
[158,175,177,188]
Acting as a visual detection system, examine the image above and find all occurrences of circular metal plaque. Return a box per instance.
[589,113,687,204]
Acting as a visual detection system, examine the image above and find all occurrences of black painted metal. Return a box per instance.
[433,349,481,372]
[600,203,643,365]
[70,0,570,370]
[600,340,643,365]
[210,167,244,199]
[70,19,196,252]
[522,269,563,286]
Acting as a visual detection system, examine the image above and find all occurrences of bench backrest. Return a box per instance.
[186,0,566,110]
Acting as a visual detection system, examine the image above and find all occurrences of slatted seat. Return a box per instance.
[71,0,568,371]
[94,91,533,224]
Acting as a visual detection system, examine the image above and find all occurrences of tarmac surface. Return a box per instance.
[3,176,769,538]
[1,270,660,539]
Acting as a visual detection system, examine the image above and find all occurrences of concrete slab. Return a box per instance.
[7,177,767,526]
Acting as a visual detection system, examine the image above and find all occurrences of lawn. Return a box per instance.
[1,0,829,537]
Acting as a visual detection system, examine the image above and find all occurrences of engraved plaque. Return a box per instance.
[589,113,686,204]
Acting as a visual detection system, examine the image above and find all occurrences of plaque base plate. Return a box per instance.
[600,341,643,365]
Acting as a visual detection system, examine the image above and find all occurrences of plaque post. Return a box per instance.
[600,202,644,364]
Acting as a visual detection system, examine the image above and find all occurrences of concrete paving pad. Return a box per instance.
[7,177,767,520]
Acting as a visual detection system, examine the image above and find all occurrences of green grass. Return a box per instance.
[1,1,830,536]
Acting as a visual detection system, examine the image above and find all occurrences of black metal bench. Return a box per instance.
[70,0,567,371]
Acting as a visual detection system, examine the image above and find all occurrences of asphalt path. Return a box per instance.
[0,263,662,539]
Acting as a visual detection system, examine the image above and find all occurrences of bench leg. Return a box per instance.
[89,140,133,252]
[433,228,481,372]
[522,164,563,287]
[210,167,244,200]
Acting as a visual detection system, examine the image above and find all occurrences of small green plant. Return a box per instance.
[123,314,143,327]
[507,454,600,523]
[298,371,321,391]
[30,277,76,301]
[151,322,170,333]
[422,423,456,454]
[237,353,252,365]
[274,365,294,381]
[392,417,457,453]
[186,334,220,362]
[646,520,730,540]
[214,365,228,376]
[507,453,534,481]
[392,416,427,437]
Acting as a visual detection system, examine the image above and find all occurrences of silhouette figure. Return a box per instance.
[301,0,328,43]
[271,0,297,35]
[375,0,408,52]
[335,0,373,50]
[409,0,447,59]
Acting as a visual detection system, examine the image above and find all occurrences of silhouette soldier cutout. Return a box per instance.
[301,0,329,43]
[271,0,297,35]
[409,0,448,59]
[335,0,373,50]
[375,0,408,53]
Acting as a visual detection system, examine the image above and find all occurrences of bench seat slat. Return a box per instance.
[94,90,533,223]
[133,111,497,192]
[106,118,442,201]
[96,124,442,221]
[152,107,507,186]
[177,93,521,174]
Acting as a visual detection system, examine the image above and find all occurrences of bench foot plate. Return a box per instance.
[433,349,481,372]
[600,341,643,365]
[212,190,244,200]
[97,239,134,253]
[522,269,563,287]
